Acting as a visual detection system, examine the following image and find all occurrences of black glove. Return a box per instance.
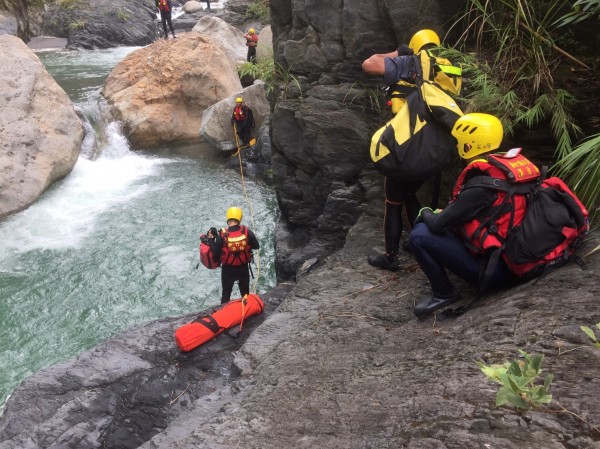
[397,44,414,56]
[414,207,433,225]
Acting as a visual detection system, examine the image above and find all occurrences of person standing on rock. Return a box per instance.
[244,28,258,63]
[361,30,445,272]
[156,0,176,40]
[206,207,260,304]
[231,97,255,147]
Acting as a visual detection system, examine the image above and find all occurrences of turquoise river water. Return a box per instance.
[0,46,277,409]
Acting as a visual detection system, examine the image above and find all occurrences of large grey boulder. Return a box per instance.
[256,24,272,61]
[0,35,83,219]
[199,81,270,151]
[0,13,17,36]
[183,0,204,14]
[191,15,247,64]
[269,0,462,278]
[102,33,242,149]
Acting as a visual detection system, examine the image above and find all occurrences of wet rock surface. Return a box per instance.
[41,0,159,49]
[1,207,599,448]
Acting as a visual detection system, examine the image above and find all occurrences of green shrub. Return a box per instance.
[581,322,600,349]
[58,0,79,9]
[116,9,131,22]
[238,57,301,100]
[477,350,553,410]
[246,0,269,21]
[69,20,86,31]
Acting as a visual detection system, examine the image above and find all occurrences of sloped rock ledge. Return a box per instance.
[1,210,599,449]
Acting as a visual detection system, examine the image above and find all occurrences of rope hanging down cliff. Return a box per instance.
[232,124,261,295]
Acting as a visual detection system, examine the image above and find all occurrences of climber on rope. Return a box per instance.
[231,97,255,147]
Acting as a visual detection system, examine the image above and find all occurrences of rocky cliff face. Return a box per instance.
[268,0,460,279]
[42,0,159,49]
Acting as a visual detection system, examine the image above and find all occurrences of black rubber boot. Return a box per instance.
[414,291,461,317]
[367,254,400,272]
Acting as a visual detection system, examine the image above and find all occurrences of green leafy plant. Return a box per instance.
[581,322,600,349]
[69,20,86,31]
[343,81,387,123]
[238,57,302,100]
[116,9,131,22]
[556,0,600,26]
[553,132,600,221]
[449,0,582,159]
[58,0,79,9]
[477,350,553,410]
[246,0,269,21]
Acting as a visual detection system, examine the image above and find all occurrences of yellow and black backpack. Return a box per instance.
[388,49,462,114]
[370,80,463,179]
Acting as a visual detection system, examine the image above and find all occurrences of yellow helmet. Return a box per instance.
[235,97,243,103]
[249,28,255,34]
[226,207,243,223]
[408,29,441,52]
[452,113,504,160]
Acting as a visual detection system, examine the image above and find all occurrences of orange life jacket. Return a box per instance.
[220,226,252,266]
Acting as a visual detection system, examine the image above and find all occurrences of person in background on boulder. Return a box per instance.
[408,113,518,317]
[231,97,255,147]
[361,29,444,272]
[206,207,260,304]
[244,28,258,63]
[156,0,176,39]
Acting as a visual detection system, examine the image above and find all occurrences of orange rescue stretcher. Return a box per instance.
[175,293,264,352]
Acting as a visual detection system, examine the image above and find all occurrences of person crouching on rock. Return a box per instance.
[156,0,176,39]
[207,207,260,304]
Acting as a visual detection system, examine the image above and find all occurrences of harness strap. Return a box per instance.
[437,65,462,76]
[194,315,222,334]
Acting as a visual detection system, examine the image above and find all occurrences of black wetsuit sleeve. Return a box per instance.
[247,229,260,250]
[422,187,498,234]
[208,236,223,262]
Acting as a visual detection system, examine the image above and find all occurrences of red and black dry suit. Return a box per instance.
[245,33,258,63]
[209,224,259,304]
[231,104,254,146]
[407,157,521,297]
[156,0,175,39]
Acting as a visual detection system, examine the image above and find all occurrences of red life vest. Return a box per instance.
[246,34,258,47]
[451,152,540,254]
[158,0,170,12]
[220,226,252,266]
[233,105,247,122]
